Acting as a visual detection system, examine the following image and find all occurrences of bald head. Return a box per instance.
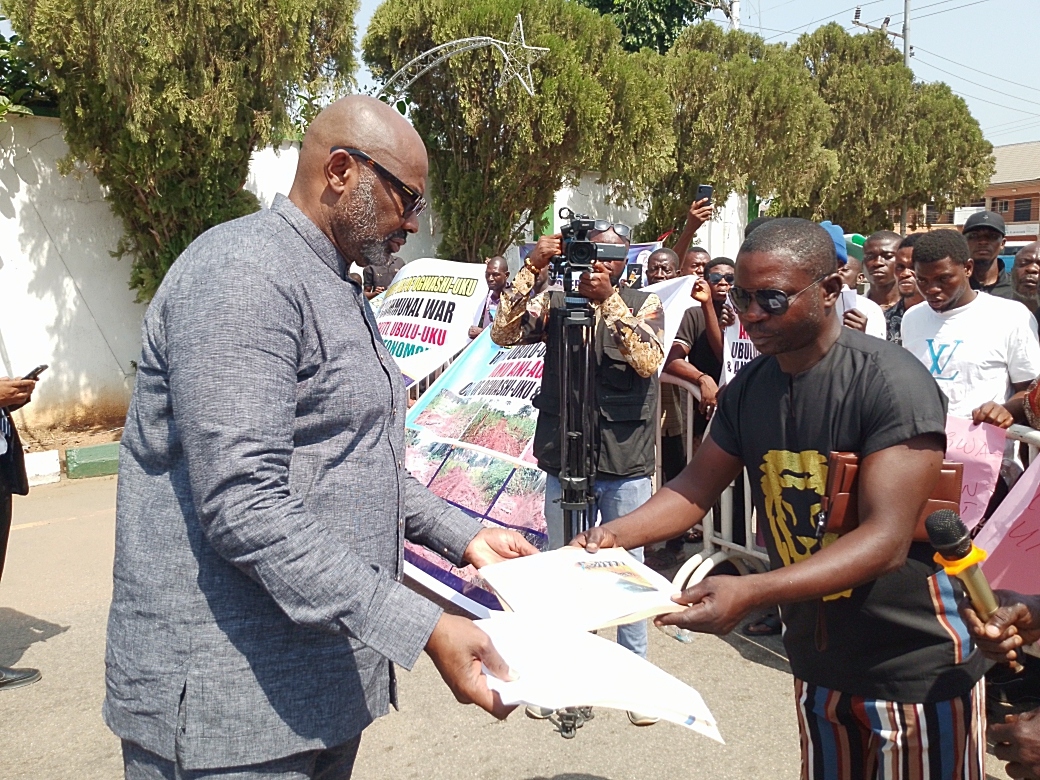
[288,95,429,270]
[485,255,509,294]
[1013,241,1040,299]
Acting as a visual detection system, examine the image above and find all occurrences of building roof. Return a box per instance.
[992,141,1040,185]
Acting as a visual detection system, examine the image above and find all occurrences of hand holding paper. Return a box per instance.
[424,613,517,720]
[655,575,757,636]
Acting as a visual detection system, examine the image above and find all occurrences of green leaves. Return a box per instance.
[363,0,675,262]
[772,24,992,232]
[4,0,359,300]
[0,14,57,121]
[641,23,834,240]
[575,0,709,55]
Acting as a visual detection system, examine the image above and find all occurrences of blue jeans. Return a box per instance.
[543,474,652,659]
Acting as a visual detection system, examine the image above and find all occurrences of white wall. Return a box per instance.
[0,116,144,430]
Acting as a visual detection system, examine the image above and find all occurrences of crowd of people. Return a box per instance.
[488,197,1040,779]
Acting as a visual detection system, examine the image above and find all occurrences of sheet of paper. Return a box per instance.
[478,612,723,743]
[977,456,1040,592]
[478,547,682,631]
[944,416,1006,530]
[721,321,760,385]
[838,288,858,316]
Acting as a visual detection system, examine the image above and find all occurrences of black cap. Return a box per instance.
[962,210,1006,237]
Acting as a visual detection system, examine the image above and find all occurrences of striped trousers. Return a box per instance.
[794,678,985,780]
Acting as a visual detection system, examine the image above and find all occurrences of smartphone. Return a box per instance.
[23,364,48,381]
[696,184,714,206]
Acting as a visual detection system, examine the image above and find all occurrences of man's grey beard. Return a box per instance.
[333,171,389,268]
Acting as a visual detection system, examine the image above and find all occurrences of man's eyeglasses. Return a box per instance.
[707,272,735,284]
[592,220,632,240]
[330,146,427,219]
[729,274,830,316]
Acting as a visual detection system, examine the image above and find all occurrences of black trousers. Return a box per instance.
[0,488,11,583]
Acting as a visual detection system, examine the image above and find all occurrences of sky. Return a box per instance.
[4,0,1036,148]
[353,0,1040,149]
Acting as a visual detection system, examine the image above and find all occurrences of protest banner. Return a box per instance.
[403,329,546,615]
[943,416,1006,530]
[977,457,1040,592]
[402,271,697,615]
[720,321,760,385]
[374,258,488,386]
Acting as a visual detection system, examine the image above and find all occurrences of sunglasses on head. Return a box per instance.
[707,272,735,284]
[330,146,427,219]
[592,220,632,239]
[729,274,830,316]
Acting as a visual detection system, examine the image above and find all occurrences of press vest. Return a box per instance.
[531,287,659,478]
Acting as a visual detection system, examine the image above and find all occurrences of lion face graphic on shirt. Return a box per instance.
[759,449,851,601]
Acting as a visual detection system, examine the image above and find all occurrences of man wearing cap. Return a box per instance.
[819,221,886,339]
[963,210,1015,299]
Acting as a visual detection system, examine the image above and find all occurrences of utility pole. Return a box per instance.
[694,1,739,31]
[853,3,913,233]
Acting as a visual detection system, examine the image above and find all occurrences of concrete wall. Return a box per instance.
[0,116,143,431]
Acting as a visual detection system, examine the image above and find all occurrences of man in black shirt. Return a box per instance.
[964,210,1014,299]
[362,254,405,300]
[884,233,925,345]
[577,218,986,779]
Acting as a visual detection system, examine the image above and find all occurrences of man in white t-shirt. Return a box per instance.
[902,230,1040,425]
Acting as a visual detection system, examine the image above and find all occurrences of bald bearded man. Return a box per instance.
[105,96,536,780]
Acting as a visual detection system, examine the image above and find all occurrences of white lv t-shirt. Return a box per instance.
[901,292,1040,417]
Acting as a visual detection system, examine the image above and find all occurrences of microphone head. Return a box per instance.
[925,509,972,560]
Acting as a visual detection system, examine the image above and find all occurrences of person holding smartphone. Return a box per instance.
[0,372,41,691]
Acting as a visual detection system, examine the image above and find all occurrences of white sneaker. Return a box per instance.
[526,705,554,719]
[627,711,659,726]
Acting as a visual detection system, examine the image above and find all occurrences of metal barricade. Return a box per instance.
[1007,424,1040,462]
[656,374,770,591]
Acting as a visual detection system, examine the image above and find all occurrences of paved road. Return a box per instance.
[0,478,1012,779]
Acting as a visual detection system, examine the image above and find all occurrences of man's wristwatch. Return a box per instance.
[523,257,540,275]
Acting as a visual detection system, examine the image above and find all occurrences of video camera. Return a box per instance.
[554,208,629,278]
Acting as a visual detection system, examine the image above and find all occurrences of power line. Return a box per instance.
[913,44,1040,95]
[914,59,1040,117]
[913,54,1040,109]
[761,0,889,41]
[914,0,994,20]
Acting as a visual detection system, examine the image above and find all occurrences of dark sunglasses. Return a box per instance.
[330,146,427,219]
[729,274,830,316]
[707,272,735,284]
[592,220,632,239]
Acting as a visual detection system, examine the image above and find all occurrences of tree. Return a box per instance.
[640,23,835,240]
[772,24,992,232]
[902,81,993,226]
[0,14,56,122]
[363,0,675,263]
[575,0,708,54]
[3,0,358,299]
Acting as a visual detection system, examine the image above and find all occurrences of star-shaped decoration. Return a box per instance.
[496,14,549,96]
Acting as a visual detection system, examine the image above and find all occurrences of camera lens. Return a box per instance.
[570,241,595,265]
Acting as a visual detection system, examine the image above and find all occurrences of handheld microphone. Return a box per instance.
[925,509,999,619]
[925,509,1024,670]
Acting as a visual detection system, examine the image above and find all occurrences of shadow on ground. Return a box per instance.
[719,623,791,675]
[0,607,69,666]
[526,776,612,780]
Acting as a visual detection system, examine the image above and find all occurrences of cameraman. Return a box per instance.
[491,225,665,681]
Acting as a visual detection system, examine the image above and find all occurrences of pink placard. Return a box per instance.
[977,456,1040,593]
[944,416,1006,531]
